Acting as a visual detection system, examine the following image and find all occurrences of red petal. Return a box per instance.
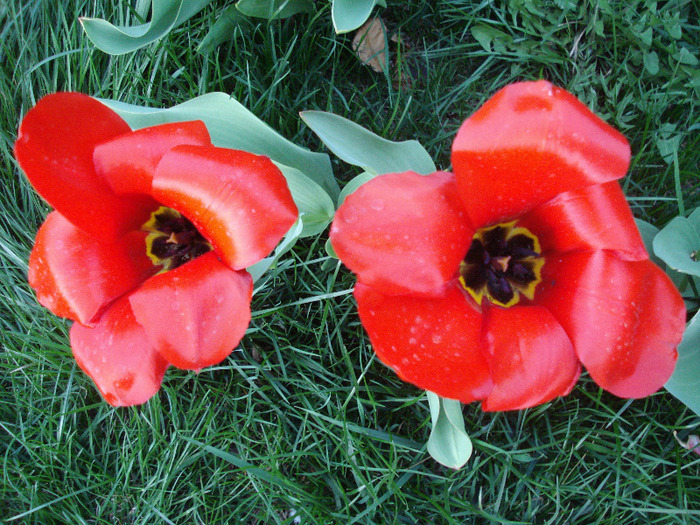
[28,212,155,325]
[519,181,647,260]
[152,146,298,270]
[93,120,211,195]
[14,92,156,239]
[536,251,685,398]
[70,296,169,407]
[129,252,253,371]
[480,305,580,411]
[452,81,631,228]
[331,172,472,296]
[355,282,493,403]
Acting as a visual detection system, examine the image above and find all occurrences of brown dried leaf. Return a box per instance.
[352,17,387,72]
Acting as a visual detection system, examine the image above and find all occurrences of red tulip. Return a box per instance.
[330,81,685,411]
[15,93,298,406]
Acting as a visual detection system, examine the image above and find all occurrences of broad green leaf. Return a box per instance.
[274,164,335,238]
[655,123,682,164]
[665,312,700,417]
[331,0,386,34]
[337,171,377,206]
[197,5,250,53]
[426,391,473,469]
[100,93,339,203]
[236,0,315,19]
[80,0,214,55]
[653,208,700,278]
[637,218,690,292]
[643,51,659,75]
[300,110,436,188]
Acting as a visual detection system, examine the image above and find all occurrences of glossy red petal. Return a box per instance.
[14,92,156,239]
[152,146,298,270]
[536,251,685,398]
[519,181,647,260]
[452,81,631,228]
[355,282,493,403]
[480,305,580,411]
[331,172,473,296]
[94,120,211,195]
[28,211,155,325]
[129,252,253,371]
[70,295,169,406]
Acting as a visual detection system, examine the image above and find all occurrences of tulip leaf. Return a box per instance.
[196,5,250,54]
[300,110,436,192]
[332,0,386,34]
[653,207,700,278]
[665,311,700,417]
[274,164,335,238]
[236,0,315,19]
[426,391,473,469]
[100,93,339,205]
[80,0,214,55]
[337,171,377,206]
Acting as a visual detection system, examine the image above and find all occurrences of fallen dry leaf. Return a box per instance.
[674,431,700,456]
[352,17,387,72]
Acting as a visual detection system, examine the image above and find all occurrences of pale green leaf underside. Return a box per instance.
[426,391,473,469]
[300,110,436,191]
[653,207,700,277]
[665,311,700,417]
[80,0,214,55]
[331,0,386,34]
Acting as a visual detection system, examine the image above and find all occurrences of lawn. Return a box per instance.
[1,1,699,523]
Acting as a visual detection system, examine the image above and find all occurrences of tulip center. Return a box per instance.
[459,221,544,308]
[142,207,213,272]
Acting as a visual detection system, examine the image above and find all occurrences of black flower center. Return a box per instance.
[459,221,544,308]
[143,207,212,272]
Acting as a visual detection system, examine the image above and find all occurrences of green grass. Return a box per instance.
[1,0,699,523]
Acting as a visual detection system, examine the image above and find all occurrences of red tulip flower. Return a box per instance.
[330,81,686,411]
[15,93,298,406]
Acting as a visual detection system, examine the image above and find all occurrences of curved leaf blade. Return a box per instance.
[665,312,700,417]
[332,0,385,34]
[236,0,315,20]
[80,0,214,55]
[653,207,700,278]
[300,110,436,183]
[426,391,473,469]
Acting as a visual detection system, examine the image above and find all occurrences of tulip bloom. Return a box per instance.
[330,80,685,411]
[15,93,298,406]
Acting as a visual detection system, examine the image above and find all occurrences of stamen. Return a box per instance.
[459,221,544,308]
[143,207,213,272]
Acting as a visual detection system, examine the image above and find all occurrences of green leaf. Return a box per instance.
[655,123,682,164]
[300,110,436,187]
[337,171,377,206]
[426,391,473,469]
[80,0,214,55]
[235,0,315,20]
[643,51,659,75]
[196,5,250,54]
[653,208,700,278]
[100,93,339,204]
[331,0,385,34]
[275,164,335,238]
[665,311,700,417]
[636,219,689,291]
